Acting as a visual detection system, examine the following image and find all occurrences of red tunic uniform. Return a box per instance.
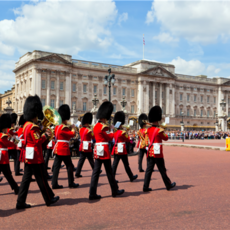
[79,127,94,153]
[137,128,148,149]
[113,130,129,155]
[0,133,16,164]
[93,122,114,160]
[7,128,18,150]
[54,124,75,156]
[147,126,168,158]
[17,127,24,151]
[47,139,55,150]
[23,122,47,164]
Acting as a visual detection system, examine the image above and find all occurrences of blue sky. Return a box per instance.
[1,0,230,93]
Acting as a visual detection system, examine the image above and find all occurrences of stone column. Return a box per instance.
[165,84,170,115]
[56,72,60,109]
[225,91,228,115]
[144,81,149,113]
[218,86,223,115]
[172,85,175,116]
[152,82,155,107]
[36,69,42,97]
[65,72,71,107]
[138,80,143,113]
[159,83,162,108]
[46,72,50,105]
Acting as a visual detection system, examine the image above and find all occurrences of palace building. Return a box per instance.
[12,50,230,131]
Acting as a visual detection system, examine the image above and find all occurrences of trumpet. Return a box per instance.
[122,125,130,131]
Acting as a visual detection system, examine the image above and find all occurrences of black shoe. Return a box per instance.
[0,177,3,182]
[112,189,125,197]
[73,167,77,172]
[47,175,53,180]
[16,203,31,210]
[20,169,23,172]
[60,165,65,168]
[99,170,102,174]
[89,194,101,200]
[139,169,144,172]
[47,196,60,206]
[52,184,63,189]
[14,187,19,195]
[69,183,79,188]
[130,175,138,182]
[75,174,82,178]
[143,188,152,192]
[116,180,119,183]
[47,167,51,170]
[167,182,176,191]
[30,178,36,182]
[15,173,23,176]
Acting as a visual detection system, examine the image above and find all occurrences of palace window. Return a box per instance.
[72,101,76,109]
[104,86,107,94]
[41,99,46,107]
[83,84,87,93]
[155,91,157,99]
[131,89,134,97]
[113,87,117,95]
[162,92,164,99]
[93,85,97,94]
[187,109,190,116]
[122,88,126,96]
[131,105,135,113]
[207,110,210,117]
[194,109,196,117]
[60,82,64,90]
[50,99,55,108]
[228,98,230,104]
[180,108,182,115]
[51,81,55,90]
[180,93,183,101]
[187,94,190,102]
[83,102,87,111]
[194,95,196,102]
[60,100,63,106]
[201,109,203,117]
[113,104,116,112]
[207,96,210,103]
[42,80,46,89]
[72,83,76,92]
[214,97,216,104]
[201,95,203,103]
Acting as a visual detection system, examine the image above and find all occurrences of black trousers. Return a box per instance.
[75,152,94,176]
[52,155,74,186]
[112,154,133,180]
[139,148,147,171]
[8,149,20,175]
[143,157,171,189]
[17,163,54,205]
[90,159,118,196]
[0,164,18,191]
[45,149,52,168]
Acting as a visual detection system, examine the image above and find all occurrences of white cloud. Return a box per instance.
[153,32,178,43]
[0,0,118,56]
[118,12,128,25]
[147,0,230,44]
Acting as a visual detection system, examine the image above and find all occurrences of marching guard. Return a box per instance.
[0,114,19,195]
[89,101,124,200]
[143,106,176,192]
[75,112,96,178]
[52,104,79,189]
[137,113,149,172]
[112,111,138,182]
[16,95,59,209]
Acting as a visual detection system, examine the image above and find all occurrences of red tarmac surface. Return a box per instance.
[168,139,226,147]
[1,146,230,229]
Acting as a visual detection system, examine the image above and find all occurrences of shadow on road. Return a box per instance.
[153,184,194,192]
[0,208,25,217]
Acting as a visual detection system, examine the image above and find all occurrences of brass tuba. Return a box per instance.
[41,105,62,140]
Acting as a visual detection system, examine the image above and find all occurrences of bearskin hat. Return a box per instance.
[96,101,113,120]
[82,112,92,125]
[138,113,148,128]
[58,104,70,121]
[148,106,162,122]
[23,95,43,121]
[0,114,12,131]
[19,115,26,126]
[10,113,18,124]
[113,111,125,126]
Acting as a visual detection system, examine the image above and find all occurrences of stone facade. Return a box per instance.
[13,50,230,131]
[0,85,15,114]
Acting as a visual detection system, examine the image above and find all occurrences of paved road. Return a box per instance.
[167,139,226,147]
[1,146,230,229]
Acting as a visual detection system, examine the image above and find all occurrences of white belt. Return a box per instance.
[95,142,109,145]
[116,142,126,145]
[57,140,69,143]
[20,139,24,141]
[82,141,91,143]
[153,143,162,145]
[0,148,8,151]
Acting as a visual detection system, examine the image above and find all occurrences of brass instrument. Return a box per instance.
[122,125,130,131]
[42,105,62,140]
[67,122,79,133]
[143,120,167,129]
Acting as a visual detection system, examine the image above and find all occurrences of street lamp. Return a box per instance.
[120,96,127,112]
[104,68,115,103]
[92,94,99,109]
[220,99,226,112]
[180,111,184,124]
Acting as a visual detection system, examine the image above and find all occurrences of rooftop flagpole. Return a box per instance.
[143,34,145,60]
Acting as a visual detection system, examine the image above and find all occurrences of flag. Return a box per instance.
[143,34,145,46]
